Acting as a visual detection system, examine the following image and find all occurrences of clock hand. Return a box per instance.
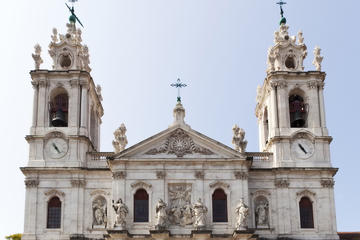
[298,143,307,154]
[52,143,61,154]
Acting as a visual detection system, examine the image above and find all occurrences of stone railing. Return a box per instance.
[246,152,273,161]
[88,152,114,161]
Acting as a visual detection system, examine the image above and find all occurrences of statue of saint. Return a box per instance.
[155,199,168,229]
[92,198,107,227]
[255,200,269,227]
[235,198,249,230]
[112,198,129,228]
[192,198,208,229]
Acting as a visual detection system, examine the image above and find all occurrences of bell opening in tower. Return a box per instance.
[50,89,69,127]
[289,95,307,128]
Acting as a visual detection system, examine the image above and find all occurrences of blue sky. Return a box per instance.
[0,0,359,237]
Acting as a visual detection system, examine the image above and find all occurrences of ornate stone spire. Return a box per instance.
[48,22,91,72]
[266,23,307,73]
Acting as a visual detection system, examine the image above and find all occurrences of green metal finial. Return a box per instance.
[65,0,84,27]
[171,78,187,103]
[276,0,287,25]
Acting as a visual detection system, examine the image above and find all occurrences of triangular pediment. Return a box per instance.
[113,125,244,160]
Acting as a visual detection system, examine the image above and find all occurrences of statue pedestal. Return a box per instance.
[232,230,257,240]
[106,229,129,240]
[191,230,212,240]
[149,230,170,240]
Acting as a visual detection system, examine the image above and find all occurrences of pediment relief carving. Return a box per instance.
[130,181,152,190]
[145,129,214,157]
[296,189,316,197]
[90,189,110,197]
[44,189,65,197]
[209,181,230,189]
[251,190,271,198]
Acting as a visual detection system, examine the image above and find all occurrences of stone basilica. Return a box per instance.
[22,9,339,240]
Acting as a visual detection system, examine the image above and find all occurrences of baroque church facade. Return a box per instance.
[22,13,339,240]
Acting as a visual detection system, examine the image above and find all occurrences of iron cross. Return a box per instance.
[171,78,187,103]
[276,0,287,18]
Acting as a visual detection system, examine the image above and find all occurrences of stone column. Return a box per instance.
[70,179,86,233]
[112,171,126,203]
[276,81,289,130]
[69,79,80,128]
[37,79,48,127]
[31,82,39,129]
[318,82,328,135]
[274,179,291,234]
[23,180,39,234]
[80,81,89,130]
[269,83,279,136]
[307,81,321,128]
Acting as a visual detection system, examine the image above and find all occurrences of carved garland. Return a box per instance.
[274,179,290,188]
[145,129,214,157]
[25,179,39,188]
[71,179,86,188]
[113,171,126,180]
[156,171,166,179]
[234,171,248,180]
[320,179,335,188]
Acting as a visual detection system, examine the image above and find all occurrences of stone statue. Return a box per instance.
[80,45,91,72]
[112,123,128,153]
[32,44,43,70]
[51,28,58,43]
[298,31,304,44]
[192,198,207,229]
[181,204,193,226]
[155,199,168,230]
[255,199,269,227]
[312,46,323,71]
[235,198,249,231]
[96,84,103,101]
[92,197,107,228]
[232,125,248,153]
[112,198,129,229]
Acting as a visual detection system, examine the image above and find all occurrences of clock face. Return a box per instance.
[45,138,68,159]
[291,138,314,159]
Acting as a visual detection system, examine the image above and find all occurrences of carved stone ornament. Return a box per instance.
[71,179,86,188]
[32,44,43,70]
[251,190,271,198]
[232,125,248,153]
[156,171,166,179]
[234,171,248,180]
[145,129,213,157]
[90,190,110,196]
[112,124,128,154]
[168,183,193,226]
[209,181,230,189]
[274,179,290,188]
[320,179,335,188]
[45,189,65,197]
[296,189,316,197]
[195,171,205,179]
[113,171,126,180]
[25,179,39,188]
[312,46,323,71]
[131,181,152,190]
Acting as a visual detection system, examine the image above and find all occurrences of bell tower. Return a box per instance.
[27,21,103,167]
[255,21,331,168]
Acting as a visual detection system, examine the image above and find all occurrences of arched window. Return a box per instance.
[50,89,69,127]
[212,188,228,222]
[47,196,61,228]
[299,197,314,228]
[134,189,149,222]
[263,108,269,145]
[289,94,307,128]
